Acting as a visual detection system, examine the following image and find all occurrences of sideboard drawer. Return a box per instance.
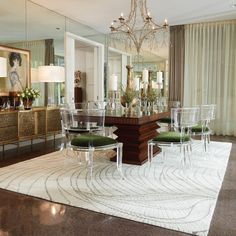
[46,109,61,133]
[0,112,18,128]
[0,126,18,143]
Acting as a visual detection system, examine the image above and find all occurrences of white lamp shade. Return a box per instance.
[31,68,39,83]
[38,65,65,82]
[0,57,7,77]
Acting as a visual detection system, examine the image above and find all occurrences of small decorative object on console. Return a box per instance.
[18,87,40,110]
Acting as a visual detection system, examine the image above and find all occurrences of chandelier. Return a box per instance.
[109,0,168,54]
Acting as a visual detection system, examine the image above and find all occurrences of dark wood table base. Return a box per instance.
[106,110,169,165]
[113,122,160,165]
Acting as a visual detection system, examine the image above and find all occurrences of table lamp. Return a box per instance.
[0,57,7,77]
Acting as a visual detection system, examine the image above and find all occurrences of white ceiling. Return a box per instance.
[31,0,236,33]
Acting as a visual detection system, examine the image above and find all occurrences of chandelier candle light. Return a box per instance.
[110,0,168,54]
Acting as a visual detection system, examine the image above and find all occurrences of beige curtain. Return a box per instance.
[168,25,185,104]
[184,20,236,136]
[44,39,55,106]
[45,39,54,65]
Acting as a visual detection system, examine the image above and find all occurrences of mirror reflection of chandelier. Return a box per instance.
[109,0,168,54]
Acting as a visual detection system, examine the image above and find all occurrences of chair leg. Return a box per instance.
[207,134,211,144]
[148,142,153,166]
[183,145,186,164]
[59,143,64,152]
[180,145,186,168]
[189,140,193,153]
[116,143,123,177]
[88,149,94,183]
[204,134,207,152]
[75,150,82,164]
[187,144,192,167]
[60,136,68,152]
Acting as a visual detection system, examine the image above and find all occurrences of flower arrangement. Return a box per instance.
[18,87,40,101]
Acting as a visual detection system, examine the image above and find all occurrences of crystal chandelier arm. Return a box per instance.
[109,0,169,54]
[126,0,136,23]
[150,18,168,29]
[137,28,156,52]
[112,22,141,53]
[140,0,148,20]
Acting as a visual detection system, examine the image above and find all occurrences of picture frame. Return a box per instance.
[0,45,30,95]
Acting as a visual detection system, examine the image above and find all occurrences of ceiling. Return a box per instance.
[31,0,236,34]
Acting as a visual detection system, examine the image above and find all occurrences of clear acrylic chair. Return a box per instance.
[61,105,123,181]
[73,101,115,138]
[89,101,116,138]
[148,107,199,167]
[157,100,181,132]
[60,103,87,153]
[191,104,216,152]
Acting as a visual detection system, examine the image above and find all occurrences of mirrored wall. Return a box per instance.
[0,0,106,107]
[0,0,169,108]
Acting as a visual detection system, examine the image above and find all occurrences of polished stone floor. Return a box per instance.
[0,136,235,236]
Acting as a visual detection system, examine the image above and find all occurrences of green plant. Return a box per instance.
[147,89,159,102]
[18,87,40,100]
[122,87,138,104]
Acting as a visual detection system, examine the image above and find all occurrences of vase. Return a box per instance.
[148,101,155,112]
[126,65,133,90]
[22,98,33,110]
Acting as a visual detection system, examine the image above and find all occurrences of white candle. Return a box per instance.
[109,74,118,91]
[142,68,149,83]
[133,76,140,91]
[152,81,158,89]
[157,71,163,83]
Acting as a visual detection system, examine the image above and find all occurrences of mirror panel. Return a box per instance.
[0,0,26,44]
[108,31,170,98]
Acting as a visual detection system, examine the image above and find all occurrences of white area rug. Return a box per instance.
[0,141,232,236]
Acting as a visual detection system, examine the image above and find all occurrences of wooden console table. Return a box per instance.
[0,107,61,154]
[105,109,169,165]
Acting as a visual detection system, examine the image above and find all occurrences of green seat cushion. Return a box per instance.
[153,131,190,143]
[157,117,172,124]
[71,134,117,147]
[191,124,209,133]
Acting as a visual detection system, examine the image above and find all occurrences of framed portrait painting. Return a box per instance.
[0,45,30,94]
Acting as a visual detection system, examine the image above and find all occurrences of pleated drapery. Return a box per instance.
[184,20,236,136]
[169,25,185,105]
